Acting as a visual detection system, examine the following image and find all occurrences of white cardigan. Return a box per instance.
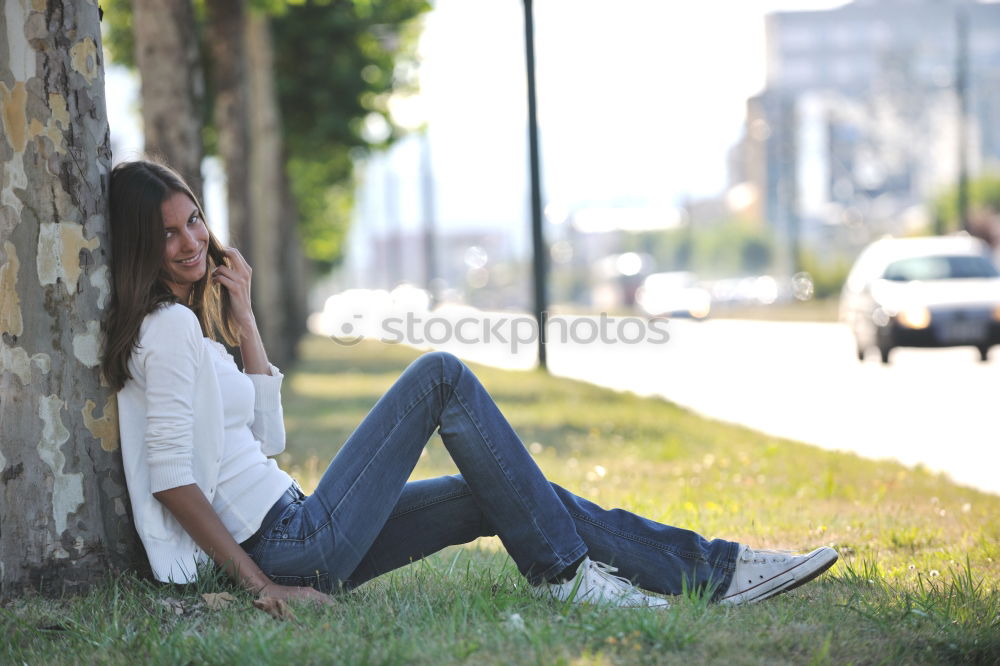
[116,303,286,583]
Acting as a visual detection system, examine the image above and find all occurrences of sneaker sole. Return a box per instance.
[535,586,672,609]
[720,547,838,605]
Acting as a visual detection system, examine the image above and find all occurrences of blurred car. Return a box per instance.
[636,271,712,319]
[705,275,783,307]
[839,235,1000,363]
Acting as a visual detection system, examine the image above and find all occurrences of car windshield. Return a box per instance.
[882,254,1000,281]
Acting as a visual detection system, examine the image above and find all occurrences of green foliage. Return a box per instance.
[286,156,354,266]
[799,250,852,299]
[271,0,429,269]
[934,172,1000,232]
[102,0,135,68]
[692,221,774,275]
[102,0,431,270]
[635,220,776,276]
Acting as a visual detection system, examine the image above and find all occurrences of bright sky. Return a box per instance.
[413,0,846,207]
[350,0,848,261]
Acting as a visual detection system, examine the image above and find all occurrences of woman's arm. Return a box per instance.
[154,484,331,605]
[210,246,285,453]
[194,247,319,601]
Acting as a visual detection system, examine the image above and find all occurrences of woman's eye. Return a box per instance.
[189,215,200,225]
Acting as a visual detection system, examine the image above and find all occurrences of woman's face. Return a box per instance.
[160,191,209,300]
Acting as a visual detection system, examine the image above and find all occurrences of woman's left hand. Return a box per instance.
[211,247,255,330]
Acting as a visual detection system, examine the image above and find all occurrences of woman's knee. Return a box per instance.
[413,350,465,380]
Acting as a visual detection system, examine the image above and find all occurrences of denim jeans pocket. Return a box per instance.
[264,500,303,540]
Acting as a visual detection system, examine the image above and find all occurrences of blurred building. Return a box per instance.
[546,207,683,309]
[345,129,530,308]
[346,227,524,308]
[734,0,1000,268]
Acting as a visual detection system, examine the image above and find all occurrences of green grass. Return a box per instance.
[4,337,998,665]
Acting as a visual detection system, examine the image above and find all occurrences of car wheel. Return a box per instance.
[879,345,892,365]
[977,345,990,362]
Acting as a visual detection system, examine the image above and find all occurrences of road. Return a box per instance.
[311,305,999,495]
[427,314,999,496]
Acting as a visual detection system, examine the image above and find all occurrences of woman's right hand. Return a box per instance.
[257,582,335,607]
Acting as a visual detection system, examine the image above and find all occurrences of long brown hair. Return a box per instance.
[102,160,240,391]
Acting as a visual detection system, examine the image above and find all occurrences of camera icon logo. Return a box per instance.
[330,314,366,346]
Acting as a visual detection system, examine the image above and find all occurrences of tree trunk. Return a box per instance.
[279,169,310,363]
[206,0,265,368]
[0,0,144,597]
[245,11,287,365]
[205,0,252,260]
[131,0,205,202]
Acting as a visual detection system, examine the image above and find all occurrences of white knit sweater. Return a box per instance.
[116,303,286,583]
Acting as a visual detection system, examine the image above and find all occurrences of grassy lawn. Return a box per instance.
[4,336,998,664]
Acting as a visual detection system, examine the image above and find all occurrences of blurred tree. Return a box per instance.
[103,0,430,362]
[106,0,301,364]
[130,0,205,200]
[246,8,308,365]
[645,222,775,277]
[206,0,253,258]
[105,0,429,270]
[271,0,429,270]
[934,174,1000,246]
[799,251,852,299]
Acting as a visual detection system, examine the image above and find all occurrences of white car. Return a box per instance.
[839,235,1000,363]
[636,271,712,320]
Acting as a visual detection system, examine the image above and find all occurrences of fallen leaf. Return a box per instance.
[201,592,237,611]
[155,598,185,616]
[253,596,297,621]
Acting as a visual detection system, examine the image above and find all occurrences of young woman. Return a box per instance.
[103,160,837,608]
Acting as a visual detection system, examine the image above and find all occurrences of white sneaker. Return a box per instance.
[534,557,670,608]
[719,545,838,605]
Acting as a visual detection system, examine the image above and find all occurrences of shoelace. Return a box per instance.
[587,561,644,599]
[739,547,792,565]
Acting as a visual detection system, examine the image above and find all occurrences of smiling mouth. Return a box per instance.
[176,248,204,267]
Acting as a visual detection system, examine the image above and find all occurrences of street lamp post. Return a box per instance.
[420,128,439,306]
[523,0,548,370]
[956,8,970,234]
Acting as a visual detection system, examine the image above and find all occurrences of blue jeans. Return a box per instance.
[244,352,738,597]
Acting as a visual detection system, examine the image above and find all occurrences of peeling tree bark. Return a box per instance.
[0,0,145,597]
[131,0,205,202]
